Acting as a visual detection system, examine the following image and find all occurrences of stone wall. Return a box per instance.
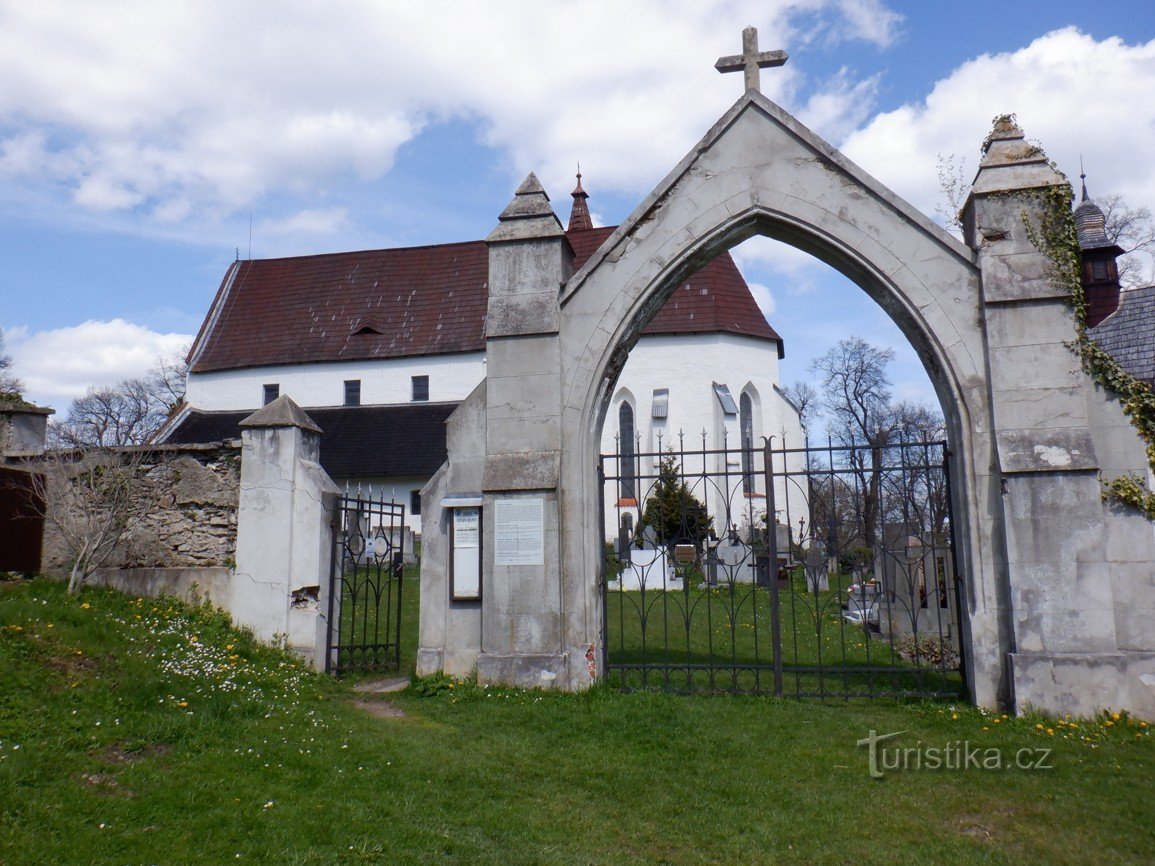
[36,443,241,573]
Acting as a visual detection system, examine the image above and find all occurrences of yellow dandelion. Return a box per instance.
[1112,712,1121,721]
[1036,723,1044,730]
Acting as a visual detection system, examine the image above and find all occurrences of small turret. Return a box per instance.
[567,167,593,232]
[1075,173,1124,327]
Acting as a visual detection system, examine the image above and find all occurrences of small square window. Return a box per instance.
[410,489,422,516]
[412,375,429,402]
[263,383,279,405]
[344,379,361,407]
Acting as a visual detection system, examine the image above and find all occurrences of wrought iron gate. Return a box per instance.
[599,432,966,699]
[326,491,406,673]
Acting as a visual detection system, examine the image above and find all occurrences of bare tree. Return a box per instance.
[148,349,190,414]
[811,338,948,552]
[0,327,24,400]
[50,349,188,447]
[781,381,819,430]
[31,448,148,593]
[812,337,895,549]
[880,401,949,536]
[935,152,968,234]
[1098,193,1155,287]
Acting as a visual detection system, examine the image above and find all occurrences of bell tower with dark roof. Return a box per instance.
[1075,173,1124,327]
[567,168,593,232]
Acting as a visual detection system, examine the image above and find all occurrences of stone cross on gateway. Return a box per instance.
[715,25,788,93]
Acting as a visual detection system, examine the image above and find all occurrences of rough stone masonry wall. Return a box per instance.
[39,443,241,573]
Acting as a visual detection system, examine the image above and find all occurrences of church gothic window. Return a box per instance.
[740,392,755,494]
[618,401,638,503]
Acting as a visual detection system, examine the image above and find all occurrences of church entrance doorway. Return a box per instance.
[599,426,964,698]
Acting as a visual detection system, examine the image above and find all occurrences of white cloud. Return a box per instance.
[797,68,881,143]
[6,320,191,410]
[260,207,351,238]
[840,28,1155,225]
[832,0,903,49]
[746,281,777,318]
[0,0,907,242]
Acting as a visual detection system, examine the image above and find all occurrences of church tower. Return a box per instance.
[567,168,593,232]
[1075,174,1124,327]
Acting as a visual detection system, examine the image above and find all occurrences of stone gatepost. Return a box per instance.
[964,119,1155,717]
[416,174,577,688]
[476,173,573,686]
[233,396,340,668]
[0,401,54,454]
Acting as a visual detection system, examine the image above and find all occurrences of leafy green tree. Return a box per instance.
[638,455,713,550]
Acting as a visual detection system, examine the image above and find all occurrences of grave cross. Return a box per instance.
[715,26,787,94]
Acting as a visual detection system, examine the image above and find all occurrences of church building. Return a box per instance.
[158,174,804,532]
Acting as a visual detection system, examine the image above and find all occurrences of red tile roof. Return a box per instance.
[190,228,781,373]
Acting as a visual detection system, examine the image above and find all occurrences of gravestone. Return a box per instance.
[803,544,829,593]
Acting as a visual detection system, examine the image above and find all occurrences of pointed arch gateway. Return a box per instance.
[556,90,997,702]
[419,82,1155,719]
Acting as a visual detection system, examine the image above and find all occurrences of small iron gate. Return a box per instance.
[0,467,45,574]
[600,432,966,699]
[326,491,406,673]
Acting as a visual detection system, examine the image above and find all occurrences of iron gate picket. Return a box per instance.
[600,432,966,699]
[326,491,406,673]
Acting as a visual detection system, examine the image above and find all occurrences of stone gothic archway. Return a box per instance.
[418,91,1155,719]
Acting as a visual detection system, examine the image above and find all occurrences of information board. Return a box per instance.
[494,498,544,566]
[450,506,481,600]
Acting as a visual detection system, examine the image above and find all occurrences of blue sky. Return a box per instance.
[3,0,1155,416]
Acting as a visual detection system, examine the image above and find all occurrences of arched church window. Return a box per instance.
[740,392,754,494]
[619,401,638,503]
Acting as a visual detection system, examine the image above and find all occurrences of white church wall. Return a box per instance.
[183,332,801,546]
[185,351,487,411]
[599,333,803,546]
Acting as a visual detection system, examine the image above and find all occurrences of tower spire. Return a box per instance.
[568,164,593,231]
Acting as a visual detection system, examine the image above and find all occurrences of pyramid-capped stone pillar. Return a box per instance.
[233,396,340,667]
[962,119,1132,716]
[476,172,575,687]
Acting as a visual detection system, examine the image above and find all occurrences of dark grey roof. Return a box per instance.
[163,403,457,477]
[1088,285,1155,387]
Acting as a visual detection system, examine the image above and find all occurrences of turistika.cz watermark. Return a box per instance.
[857,729,1054,778]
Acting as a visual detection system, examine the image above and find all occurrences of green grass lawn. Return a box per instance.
[2,577,1153,865]
[606,569,962,698]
